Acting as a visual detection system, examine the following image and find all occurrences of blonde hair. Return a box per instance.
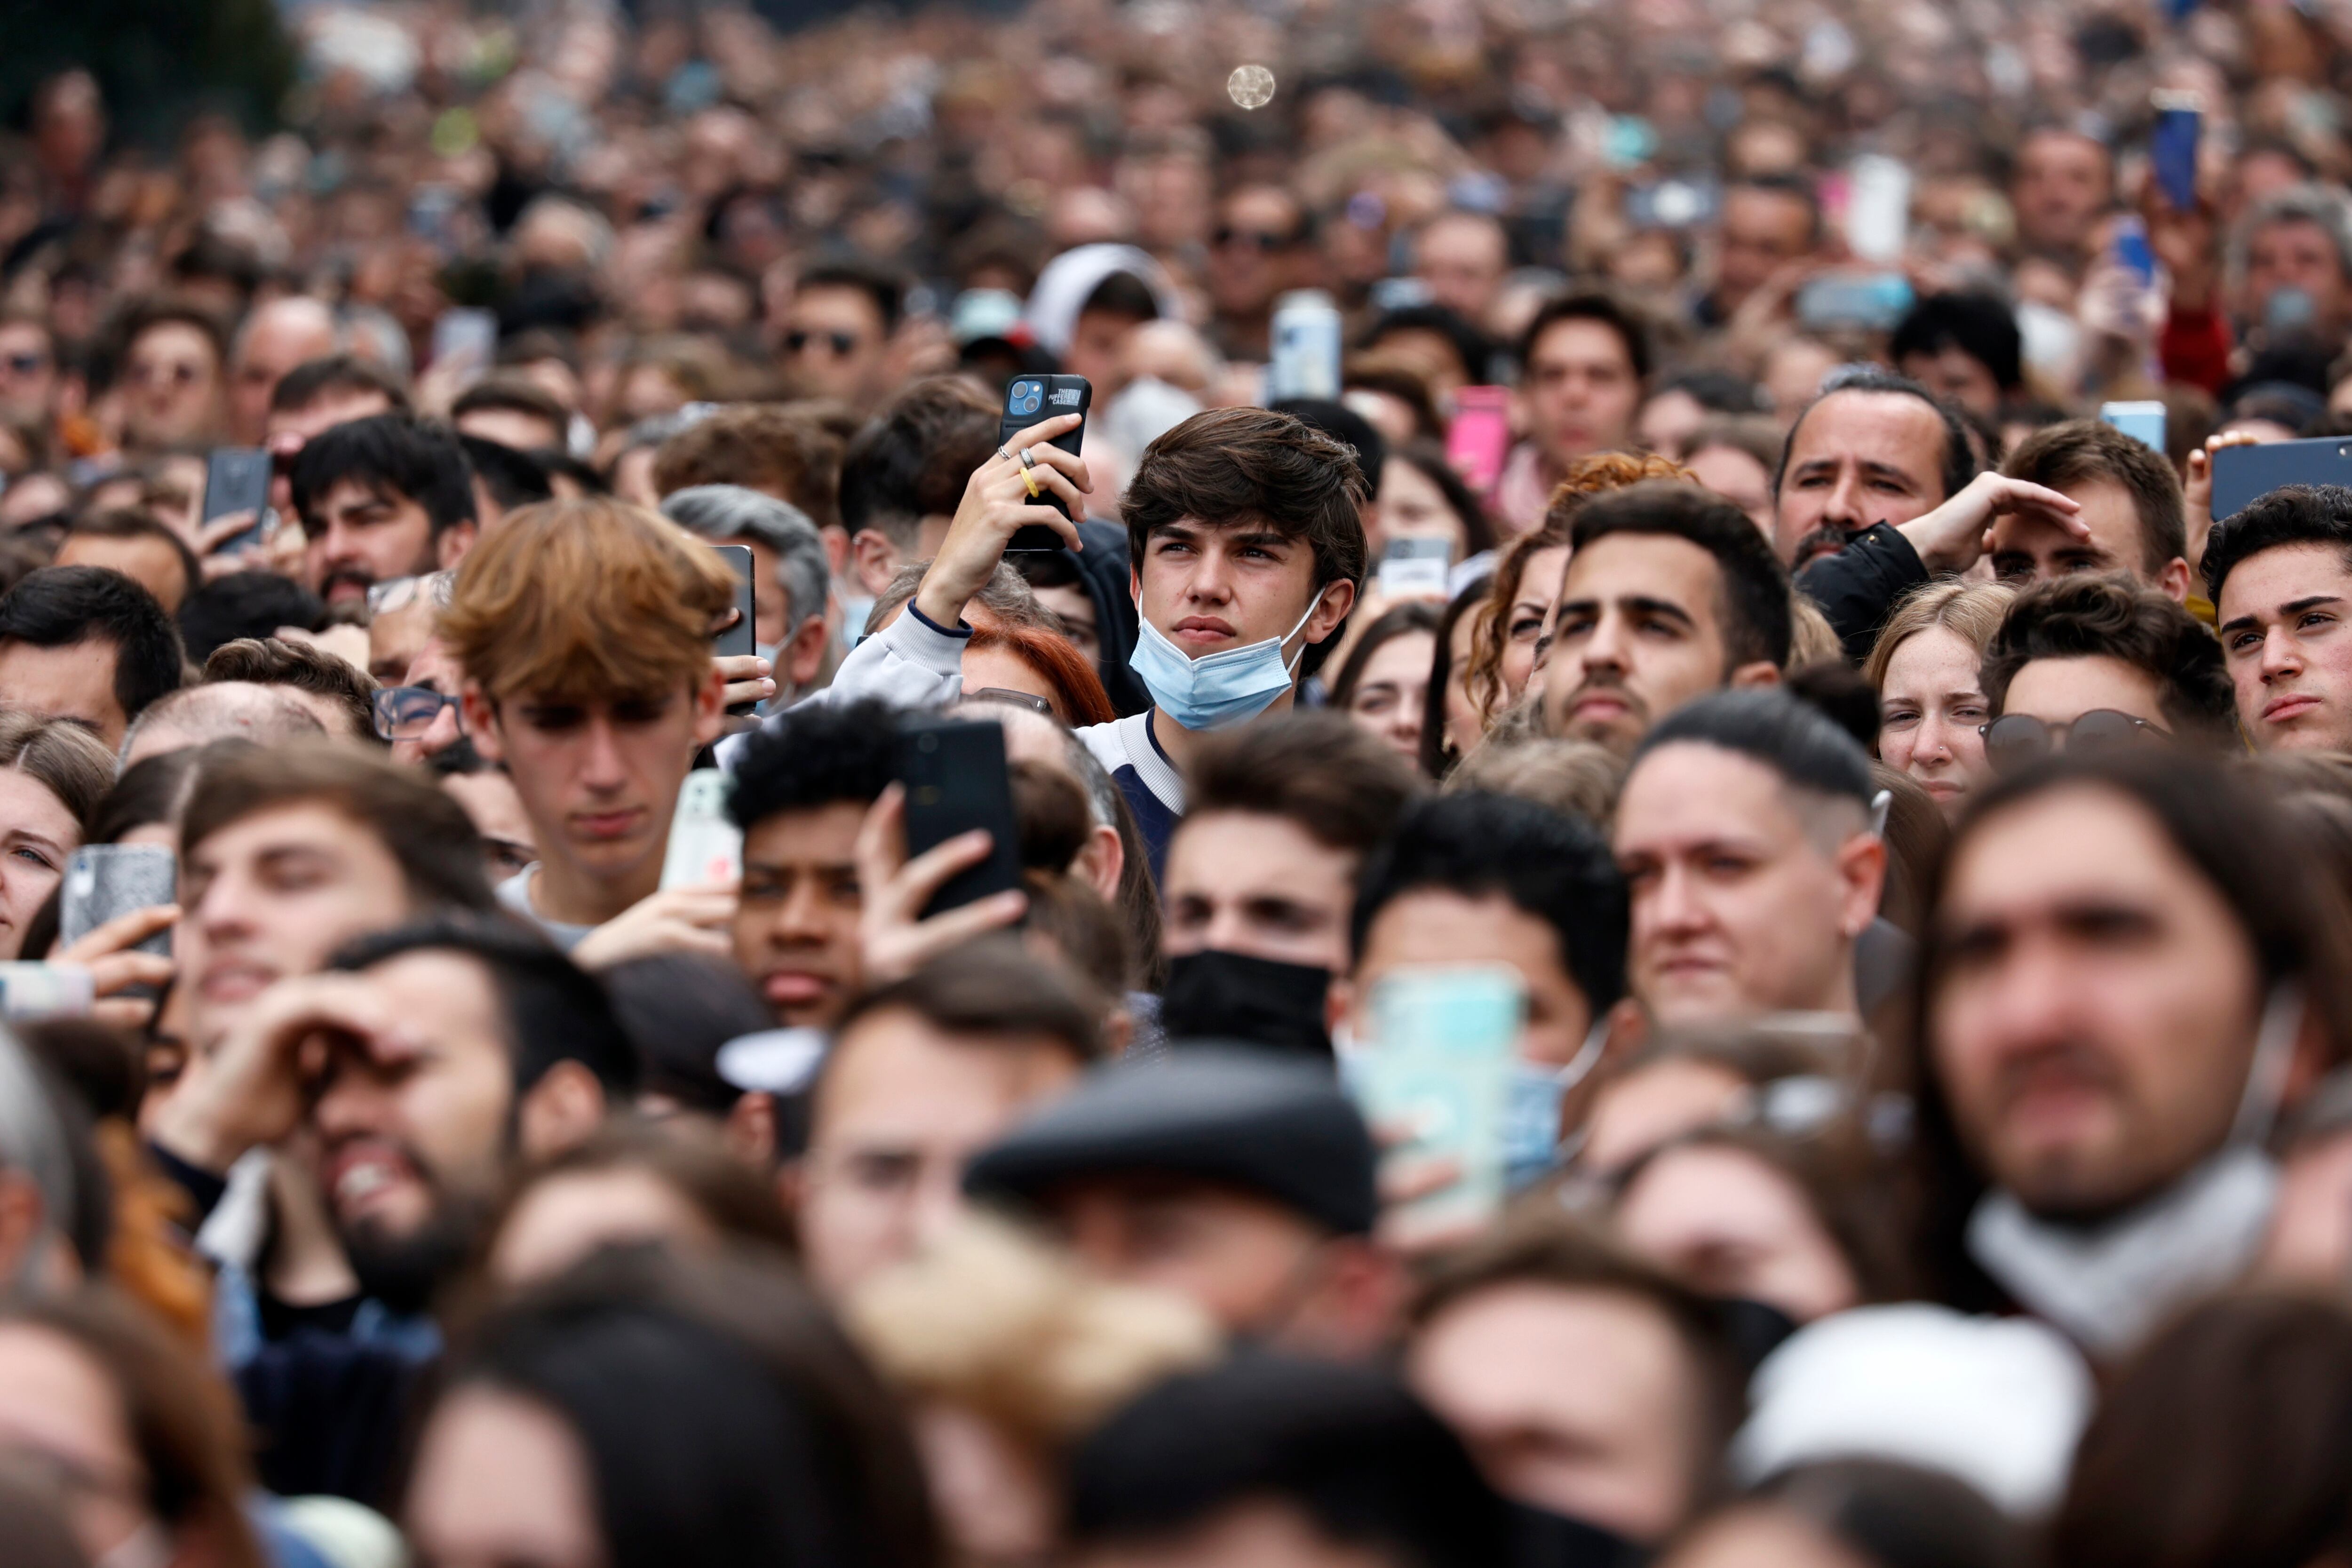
[440,496,736,702]
[1445,732,1625,827]
[1860,580,2017,690]
[845,1215,1220,1447]
[1788,593,1844,669]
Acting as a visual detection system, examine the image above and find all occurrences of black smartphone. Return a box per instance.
[712,544,757,716]
[892,716,1024,919]
[2210,437,2352,524]
[997,374,1091,553]
[202,447,273,556]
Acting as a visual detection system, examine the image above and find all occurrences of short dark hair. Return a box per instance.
[267,353,410,417]
[1569,480,1794,668]
[64,509,201,605]
[796,260,907,335]
[175,571,326,663]
[200,637,377,741]
[180,743,495,914]
[330,915,637,1097]
[288,413,476,538]
[1359,304,1494,387]
[838,377,1001,550]
[2001,419,2185,573]
[1726,172,1825,240]
[1634,686,1877,808]
[1080,271,1160,323]
[0,566,184,725]
[1517,292,1653,382]
[457,434,555,514]
[1980,573,2236,746]
[1352,790,1629,1014]
[1890,292,2024,393]
[116,297,228,374]
[1124,407,1369,680]
[1271,398,1388,498]
[828,939,1106,1067]
[1067,1354,1509,1568]
[2202,482,2352,603]
[1775,369,1978,506]
[728,701,897,831]
[450,377,569,444]
[1186,709,1422,856]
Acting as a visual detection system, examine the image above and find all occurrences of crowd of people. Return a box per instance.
[5,0,2352,1564]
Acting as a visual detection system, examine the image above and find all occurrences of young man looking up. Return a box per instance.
[443,496,736,951]
[288,412,478,608]
[2206,482,2352,753]
[818,406,1364,878]
[1542,482,1792,755]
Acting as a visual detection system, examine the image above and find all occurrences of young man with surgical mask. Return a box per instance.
[807,406,1364,878]
[1915,751,2350,1358]
[1158,711,1422,1055]
[1335,791,1635,1190]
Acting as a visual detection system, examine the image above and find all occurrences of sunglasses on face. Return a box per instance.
[1980,709,2165,772]
[1213,226,1292,252]
[785,329,861,357]
[372,685,461,741]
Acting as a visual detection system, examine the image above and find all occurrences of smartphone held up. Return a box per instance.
[998,374,1091,553]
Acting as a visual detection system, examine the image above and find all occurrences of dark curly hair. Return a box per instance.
[728,700,898,830]
[1979,573,2236,748]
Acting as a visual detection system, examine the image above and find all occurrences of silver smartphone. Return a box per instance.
[60,844,176,957]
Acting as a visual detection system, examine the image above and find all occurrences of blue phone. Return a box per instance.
[2152,102,2201,211]
[2112,218,2157,286]
[2100,400,2167,455]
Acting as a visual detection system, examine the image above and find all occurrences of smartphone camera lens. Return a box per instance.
[1013,382,1041,415]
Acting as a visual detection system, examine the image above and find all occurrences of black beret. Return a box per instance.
[962,1046,1378,1235]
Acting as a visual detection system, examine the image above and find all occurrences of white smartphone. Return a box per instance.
[659,769,742,890]
[1845,155,1911,266]
[1378,536,1453,599]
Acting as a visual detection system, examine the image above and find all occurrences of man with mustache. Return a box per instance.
[1915,752,2351,1357]
[288,412,479,609]
[1773,367,2089,660]
[1539,482,1791,754]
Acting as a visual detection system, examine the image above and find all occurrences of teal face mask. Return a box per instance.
[1129,586,1329,730]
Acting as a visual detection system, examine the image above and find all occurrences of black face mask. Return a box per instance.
[1506,1500,1648,1568]
[1160,949,1334,1058]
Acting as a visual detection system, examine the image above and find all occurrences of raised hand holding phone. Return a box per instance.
[913,409,1091,633]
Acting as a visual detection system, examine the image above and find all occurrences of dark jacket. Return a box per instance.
[1796,522,1931,664]
[1065,519,1152,716]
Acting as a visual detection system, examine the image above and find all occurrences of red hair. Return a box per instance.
[965,622,1117,726]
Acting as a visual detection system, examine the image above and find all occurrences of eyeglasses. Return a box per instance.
[785,329,860,357]
[966,687,1053,715]
[372,685,461,741]
[1980,709,2165,772]
[366,572,454,616]
[1213,226,1292,252]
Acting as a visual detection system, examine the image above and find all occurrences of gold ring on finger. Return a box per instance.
[1022,468,1041,499]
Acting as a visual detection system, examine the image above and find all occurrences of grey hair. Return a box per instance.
[0,1027,74,1286]
[662,484,831,632]
[2230,183,2352,290]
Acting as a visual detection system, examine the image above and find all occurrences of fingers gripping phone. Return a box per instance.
[203,447,274,557]
[61,844,176,957]
[711,543,757,716]
[998,374,1091,553]
[892,717,1024,919]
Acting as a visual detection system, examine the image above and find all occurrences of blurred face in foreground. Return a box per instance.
[1408,1282,1706,1542]
[1163,809,1356,971]
[796,1008,1081,1298]
[409,1384,603,1568]
[732,801,866,1028]
[1929,785,2264,1219]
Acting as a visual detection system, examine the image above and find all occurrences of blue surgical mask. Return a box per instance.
[1129,587,1329,731]
[1501,1018,1609,1190]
